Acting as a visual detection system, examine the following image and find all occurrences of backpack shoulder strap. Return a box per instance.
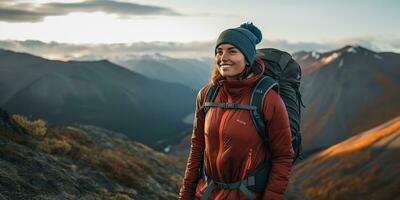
[201,84,220,113]
[250,76,278,154]
[198,84,219,180]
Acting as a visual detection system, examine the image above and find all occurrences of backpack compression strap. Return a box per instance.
[202,84,258,111]
[249,76,279,155]
[200,161,272,200]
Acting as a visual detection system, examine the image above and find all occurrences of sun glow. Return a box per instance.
[0,12,216,44]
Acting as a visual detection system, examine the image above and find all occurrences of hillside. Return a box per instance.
[0,108,185,199]
[286,116,400,200]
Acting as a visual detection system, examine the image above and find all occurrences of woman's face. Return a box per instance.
[215,44,247,80]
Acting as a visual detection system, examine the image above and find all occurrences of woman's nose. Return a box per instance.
[221,51,229,61]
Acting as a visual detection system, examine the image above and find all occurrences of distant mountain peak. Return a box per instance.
[345,45,358,53]
[293,44,386,72]
[293,45,376,60]
[339,45,375,55]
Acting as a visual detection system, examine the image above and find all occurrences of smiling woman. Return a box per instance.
[179,23,294,200]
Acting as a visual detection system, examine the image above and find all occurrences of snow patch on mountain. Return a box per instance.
[338,59,344,68]
[321,52,341,64]
[299,54,310,61]
[311,51,320,59]
[347,47,357,53]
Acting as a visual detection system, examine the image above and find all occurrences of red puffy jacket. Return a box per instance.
[179,60,294,200]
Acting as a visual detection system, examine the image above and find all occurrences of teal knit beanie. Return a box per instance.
[215,22,262,65]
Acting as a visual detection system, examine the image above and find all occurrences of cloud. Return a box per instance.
[260,36,400,54]
[0,8,56,22]
[1,37,399,61]
[0,0,181,23]
[0,39,214,60]
[259,40,337,54]
[329,36,400,53]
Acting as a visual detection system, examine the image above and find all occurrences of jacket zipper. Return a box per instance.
[241,148,253,180]
[214,94,232,200]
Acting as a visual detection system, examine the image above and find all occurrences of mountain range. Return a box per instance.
[293,45,400,153]
[0,48,196,149]
[1,44,399,199]
[2,45,399,154]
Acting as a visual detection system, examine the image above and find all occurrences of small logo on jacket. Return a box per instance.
[236,119,247,126]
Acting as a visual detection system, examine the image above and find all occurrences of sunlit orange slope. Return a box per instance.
[286,116,400,200]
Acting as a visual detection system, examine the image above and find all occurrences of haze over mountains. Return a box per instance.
[111,53,213,90]
[294,45,400,153]
[0,49,196,149]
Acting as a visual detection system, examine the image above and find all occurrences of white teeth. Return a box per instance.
[220,64,232,69]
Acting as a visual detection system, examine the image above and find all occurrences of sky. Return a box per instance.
[0,0,399,59]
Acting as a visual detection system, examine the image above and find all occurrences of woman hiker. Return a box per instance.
[179,22,294,200]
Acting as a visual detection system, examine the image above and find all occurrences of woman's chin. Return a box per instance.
[221,73,240,79]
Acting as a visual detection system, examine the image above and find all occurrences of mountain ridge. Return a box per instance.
[294,45,400,153]
[0,48,196,149]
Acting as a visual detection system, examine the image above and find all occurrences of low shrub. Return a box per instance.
[38,138,71,154]
[12,114,47,136]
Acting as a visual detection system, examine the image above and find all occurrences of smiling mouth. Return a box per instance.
[220,64,232,69]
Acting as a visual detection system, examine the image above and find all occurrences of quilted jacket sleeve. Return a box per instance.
[262,89,294,200]
[178,86,207,200]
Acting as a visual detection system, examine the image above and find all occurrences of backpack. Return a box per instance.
[257,48,305,162]
[198,48,305,200]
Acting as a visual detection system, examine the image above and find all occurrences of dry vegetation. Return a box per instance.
[7,113,185,199]
[12,114,47,136]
